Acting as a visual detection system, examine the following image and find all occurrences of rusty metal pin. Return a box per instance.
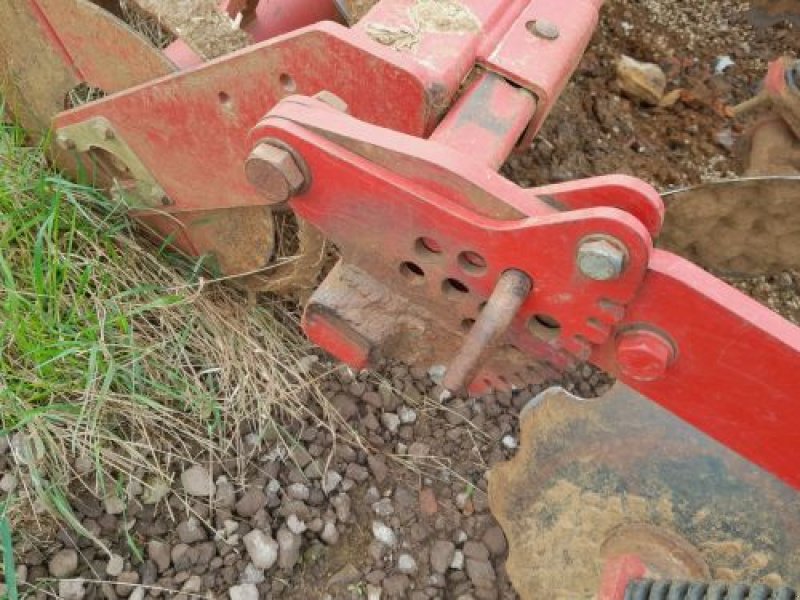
[443,269,532,392]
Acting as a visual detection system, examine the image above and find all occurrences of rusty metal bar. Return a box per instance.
[443,269,532,392]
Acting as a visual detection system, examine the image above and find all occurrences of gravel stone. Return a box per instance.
[383,574,410,597]
[322,471,343,494]
[371,498,394,517]
[482,526,508,557]
[465,558,496,588]
[115,571,139,598]
[367,456,388,483]
[180,465,215,497]
[430,541,455,574]
[287,514,307,535]
[345,463,369,482]
[106,553,124,577]
[501,435,518,449]
[103,494,125,515]
[397,553,418,574]
[48,549,78,578]
[463,541,490,561]
[277,528,302,570]
[331,493,352,522]
[240,563,266,585]
[331,393,360,421]
[380,413,401,433]
[286,483,310,501]
[147,540,171,573]
[236,489,268,518]
[177,517,207,544]
[372,521,397,546]
[229,583,259,600]
[0,474,18,494]
[243,530,279,570]
[58,579,86,600]
[216,476,237,509]
[321,521,340,545]
[451,550,465,570]
[398,405,417,424]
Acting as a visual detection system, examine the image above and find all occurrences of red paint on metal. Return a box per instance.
[252,98,654,370]
[55,23,432,218]
[242,0,341,43]
[594,250,800,490]
[24,0,176,91]
[616,329,674,382]
[431,72,536,170]
[303,305,372,370]
[479,0,603,138]
[598,555,648,600]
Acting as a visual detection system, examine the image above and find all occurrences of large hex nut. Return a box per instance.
[616,329,675,382]
[577,237,628,281]
[245,142,307,205]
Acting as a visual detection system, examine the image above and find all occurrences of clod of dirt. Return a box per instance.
[616,54,668,105]
[366,0,480,51]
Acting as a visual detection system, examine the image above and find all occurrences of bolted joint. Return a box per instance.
[616,329,675,382]
[577,236,628,281]
[245,140,308,205]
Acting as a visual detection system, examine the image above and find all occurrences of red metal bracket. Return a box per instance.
[250,96,800,491]
[250,97,657,386]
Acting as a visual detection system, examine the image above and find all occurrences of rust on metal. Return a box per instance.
[0,0,174,136]
[489,385,800,599]
[245,141,308,205]
[443,269,532,391]
[56,116,167,208]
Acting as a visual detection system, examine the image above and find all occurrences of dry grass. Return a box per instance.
[0,113,359,543]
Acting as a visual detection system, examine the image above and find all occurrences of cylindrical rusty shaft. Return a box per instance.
[443,269,532,392]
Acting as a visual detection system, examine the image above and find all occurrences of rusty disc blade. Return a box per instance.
[659,177,800,276]
[489,385,800,599]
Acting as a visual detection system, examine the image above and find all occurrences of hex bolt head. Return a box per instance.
[245,142,307,205]
[577,237,628,281]
[616,330,675,382]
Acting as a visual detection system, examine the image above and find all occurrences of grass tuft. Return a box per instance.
[0,111,350,547]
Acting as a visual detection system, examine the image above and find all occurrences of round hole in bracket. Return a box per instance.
[415,236,443,258]
[458,251,488,275]
[399,261,426,285]
[280,73,297,93]
[442,278,470,297]
[528,313,562,341]
[461,318,476,332]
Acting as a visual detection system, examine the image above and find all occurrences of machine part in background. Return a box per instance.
[490,386,800,599]
[658,57,800,276]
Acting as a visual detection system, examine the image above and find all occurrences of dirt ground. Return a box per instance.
[3,2,799,600]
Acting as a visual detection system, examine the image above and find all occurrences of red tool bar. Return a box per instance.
[593,251,800,490]
[355,0,530,117]
[430,72,537,170]
[254,97,800,491]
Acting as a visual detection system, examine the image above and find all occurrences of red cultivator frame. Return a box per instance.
[3,0,800,596]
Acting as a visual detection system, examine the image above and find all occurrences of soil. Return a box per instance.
[4,2,800,600]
